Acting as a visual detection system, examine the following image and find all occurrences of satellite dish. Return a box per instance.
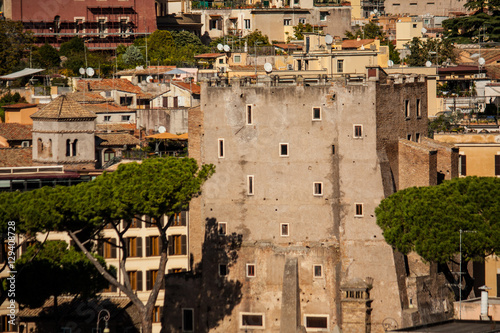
[223,45,230,52]
[264,62,273,73]
[421,27,427,35]
[158,126,166,134]
[86,67,95,77]
[425,61,432,67]
[387,60,394,67]
[146,75,153,83]
[325,34,333,45]
[217,44,224,51]
[79,68,85,75]
[478,57,485,66]
[360,44,365,50]
[373,8,378,13]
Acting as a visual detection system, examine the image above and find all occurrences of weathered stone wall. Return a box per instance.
[421,137,459,182]
[398,140,437,190]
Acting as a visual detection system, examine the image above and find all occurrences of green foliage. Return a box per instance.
[293,23,314,40]
[376,177,500,264]
[404,37,456,66]
[59,37,85,57]
[32,44,60,69]
[0,92,27,122]
[345,22,385,40]
[463,0,500,11]
[122,45,144,67]
[0,20,34,75]
[428,114,453,136]
[15,240,111,308]
[442,12,500,43]
[388,42,401,64]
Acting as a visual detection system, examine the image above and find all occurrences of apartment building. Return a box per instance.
[160,69,458,332]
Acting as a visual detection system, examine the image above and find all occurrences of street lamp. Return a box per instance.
[97,309,111,333]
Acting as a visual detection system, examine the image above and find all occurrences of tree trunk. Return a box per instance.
[438,262,474,301]
[141,316,153,333]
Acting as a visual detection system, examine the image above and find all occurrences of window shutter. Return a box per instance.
[146,270,152,290]
[136,237,143,257]
[168,236,174,256]
[137,271,143,291]
[110,238,117,258]
[460,155,467,176]
[181,235,187,255]
[125,238,130,257]
[163,97,168,107]
[495,155,500,176]
[146,236,151,257]
[97,240,104,257]
[181,211,187,226]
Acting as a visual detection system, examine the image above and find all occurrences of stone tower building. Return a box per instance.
[31,95,97,170]
[163,68,457,332]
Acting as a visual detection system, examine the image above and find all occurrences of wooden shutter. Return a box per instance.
[173,96,178,108]
[97,240,104,257]
[136,237,142,257]
[168,236,173,255]
[181,235,187,255]
[163,97,168,107]
[460,155,467,176]
[495,155,500,176]
[137,271,143,291]
[146,237,151,256]
[181,211,187,226]
[110,238,117,258]
[146,270,152,290]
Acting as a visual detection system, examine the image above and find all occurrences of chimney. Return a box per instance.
[479,285,491,321]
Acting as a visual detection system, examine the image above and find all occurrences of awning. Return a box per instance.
[145,132,187,140]
[0,68,45,80]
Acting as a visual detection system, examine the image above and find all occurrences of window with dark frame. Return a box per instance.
[146,236,160,256]
[127,270,143,291]
[172,211,187,226]
[241,314,264,328]
[183,309,194,332]
[280,143,289,157]
[313,182,323,196]
[246,264,256,277]
[337,59,344,73]
[280,223,289,236]
[355,203,363,217]
[146,270,162,290]
[305,316,328,329]
[247,175,254,195]
[313,265,323,278]
[126,237,142,257]
[168,235,187,256]
[416,99,421,117]
[219,264,228,276]
[415,133,420,142]
[246,105,253,125]
[153,306,163,323]
[404,100,410,118]
[495,155,500,176]
[312,107,321,120]
[459,154,467,176]
[218,139,224,158]
[218,222,227,235]
[354,125,363,138]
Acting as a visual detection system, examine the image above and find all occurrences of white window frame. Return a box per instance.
[234,55,241,63]
[280,223,289,237]
[246,263,256,277]
[284,19,292,26]
[21,141,30,147]
[244,19,251,29]
[312,107,321,121]
[182,308,195,332]
[119,16,130,38]
[320,11,328,21]
[218,138,225,158]
[74,17,86,34]
[313,264,323,278]
[104,115,111,122]
[240,312,265,329]
[279,143,289,157]
[304,314,329,331]
[354,203,363,217]
[313,182,323,196]
[353,125,363,138]
[218,222,227,235]
[247,175,254,195]
[246,104,253,125]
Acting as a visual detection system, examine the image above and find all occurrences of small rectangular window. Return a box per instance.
[355,203,363,217]
[104,115,111,122]
[312,107,321,120]
[246,264,256,277]
[182,308,194,332]
[413,23,417,28]
[298,17,305,23]
[280,143,289,157]
[415,133,420,142]
[284,19,291,26]
[353,125,363,138]
[313,182,323,196]
[304,315,328,329]
[459,154,466,176]
[495,155,500,176]
[416,99,421,117]
[244,19,251,29]
[218,222,227,235]
[320,11,328,21]
[337,59,344,73]
[404,100,410,118]
[218,138,224,158]
[219,264,228,276]
[246,104,253,125]
[241,313,264,328]
[247,175,254,195]
[313,265,323,278]
[280,223,289,237]
[122,115,131,122]
[234,55,241,63]
[407,134,412,141]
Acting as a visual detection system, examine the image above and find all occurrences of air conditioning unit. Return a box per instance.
[287,64,293,70]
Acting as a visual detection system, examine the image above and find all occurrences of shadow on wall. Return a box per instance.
[162,217,243,332]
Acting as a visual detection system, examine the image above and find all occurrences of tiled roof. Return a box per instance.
[96,133,140,146]
[342,39,375,49]
[171,80,201,94]
[116,66,176,76]
[274,43,303,50]
[194,53,224,58]
[76,78,143,95]
[0,148,33,167]
[85,103,132,114]
[66,91,111,103]
[0,123,32,141]
[3,103,37,109]
[96,123,136,132]
[438,65,480,74]
[31,95,97,120]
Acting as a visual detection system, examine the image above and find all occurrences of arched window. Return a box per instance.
[72,139,78,156]
[103,149,115,162]
[66,139,71,157]
[48,139,53,157]
[37,138,43,155]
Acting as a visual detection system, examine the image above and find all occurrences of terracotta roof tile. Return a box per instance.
[31,95,97,120]
[3,103,37,109]
[96,133,140,146]
[342,39,375,49]
[66,91,111,103]
[76,78,143,95]
[0,123,32,141]
[116,66,176,76]
[171,80,201,94]
[0,148,33,167]
[85,103,132,113]
[96,123,136,132]
[194,53,224,58]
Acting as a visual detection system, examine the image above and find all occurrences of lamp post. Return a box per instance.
[97,309,111,333]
